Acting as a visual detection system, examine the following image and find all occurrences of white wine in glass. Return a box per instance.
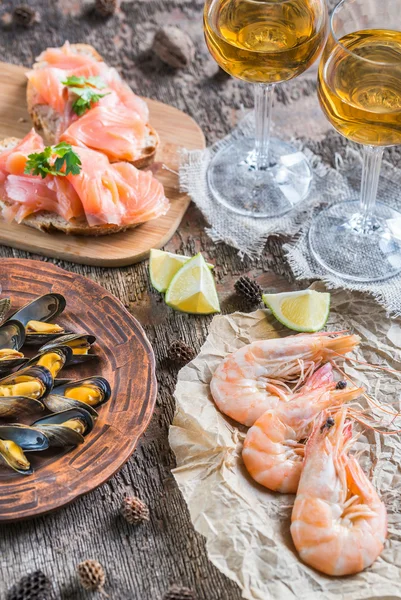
[204,0,328,218]
[310,0,401,281]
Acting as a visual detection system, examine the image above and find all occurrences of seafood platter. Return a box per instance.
[0,258,157,521]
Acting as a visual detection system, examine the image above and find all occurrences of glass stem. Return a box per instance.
[359,145,384,233]
[254,83,275,171]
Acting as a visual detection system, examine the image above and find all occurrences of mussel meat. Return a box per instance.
[33,408,94,447]
[0,423,49,474]
[0,298,11,326]
[24,346,73,379]
[40,334,97,365]
[0,320,27,376]
[0,366,53,400]
[0,440,31,475]
[44,376,111,416]
[9,294,67,344]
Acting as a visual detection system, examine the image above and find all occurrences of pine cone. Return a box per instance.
[6,570,52,600]
[234,276,262,304]
[77,560,106,593]
[121,495,150,525]
[13,5,39,27]
[168,340,196,365]
[94,0,119,17]
[163,585,196,600]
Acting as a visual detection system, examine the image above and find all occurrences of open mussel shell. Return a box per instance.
[0,424,49,451]
[9,293,67,345]
[44,376,111,416]
[40,334,97,365]
[33,407,94,448]
[0,298,11,326]
[23,346,73,379]
[0,365,54,401]
[0,396,45,420]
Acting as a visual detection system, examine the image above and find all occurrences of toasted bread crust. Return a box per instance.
[0,137,139,237]
[27,43,158,168]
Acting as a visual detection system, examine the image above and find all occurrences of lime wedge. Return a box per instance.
[149,249,214,293]
[263,290,330,333]
[165,253,220,314]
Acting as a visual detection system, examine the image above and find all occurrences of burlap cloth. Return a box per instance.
[180,115,401,316]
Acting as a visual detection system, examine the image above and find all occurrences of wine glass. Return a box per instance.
[309,0,401,282]
[203,0,328,218]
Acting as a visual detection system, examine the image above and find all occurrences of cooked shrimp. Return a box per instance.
[242,365,364,493]
[210,332,360,426]
[291,409,387,576]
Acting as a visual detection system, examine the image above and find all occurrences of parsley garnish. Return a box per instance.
[24,143,82,179]
[62,75,109,116]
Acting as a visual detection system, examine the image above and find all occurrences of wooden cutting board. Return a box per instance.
[0,62,205,267]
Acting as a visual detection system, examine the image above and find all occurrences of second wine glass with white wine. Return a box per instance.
[204,0,328,217]
[309,0,401,281]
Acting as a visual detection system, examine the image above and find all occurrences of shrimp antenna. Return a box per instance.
[330,361,401,435]
[331,350,401,378]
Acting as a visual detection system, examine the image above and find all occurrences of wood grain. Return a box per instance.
[0,258,157,522]
[0,62,205,267]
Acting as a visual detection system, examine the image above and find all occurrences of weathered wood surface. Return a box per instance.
[0,1,397,599]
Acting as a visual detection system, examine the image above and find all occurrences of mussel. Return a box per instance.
[0,366,52,420]
[0,320,27,376]
[39,334,97,365]
[23,346,73,379]
[0,366,53,400]
[0,298,11,326]
[9,293,67,345]
[0,424,49,475]
[43,376,111,416]
[0,440,31,475]
[33,408,94,447]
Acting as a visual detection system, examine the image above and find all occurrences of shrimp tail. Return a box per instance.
[321,334,361,360]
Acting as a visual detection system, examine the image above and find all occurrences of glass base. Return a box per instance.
[309,201,401,282]
[207,137,313,218]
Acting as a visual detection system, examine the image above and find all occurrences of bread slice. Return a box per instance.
[0,137,137,236]
[27,43,158,169]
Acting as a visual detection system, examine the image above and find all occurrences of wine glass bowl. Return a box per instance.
[310,0,401,282]
[204,0,327,84]
[203,0,328,218]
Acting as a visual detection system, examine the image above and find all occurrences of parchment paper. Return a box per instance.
[169,284,401,600]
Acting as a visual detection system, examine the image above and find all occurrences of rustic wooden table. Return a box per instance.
[0,1,364,598]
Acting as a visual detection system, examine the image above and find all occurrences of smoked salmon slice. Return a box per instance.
[27,42,151,162]
[60,106,147,162]
[36,41,100,70]
[0,130,169,230]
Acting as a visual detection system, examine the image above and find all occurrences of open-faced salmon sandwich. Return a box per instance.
[26,42,158,168]
[0,130,169,236]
